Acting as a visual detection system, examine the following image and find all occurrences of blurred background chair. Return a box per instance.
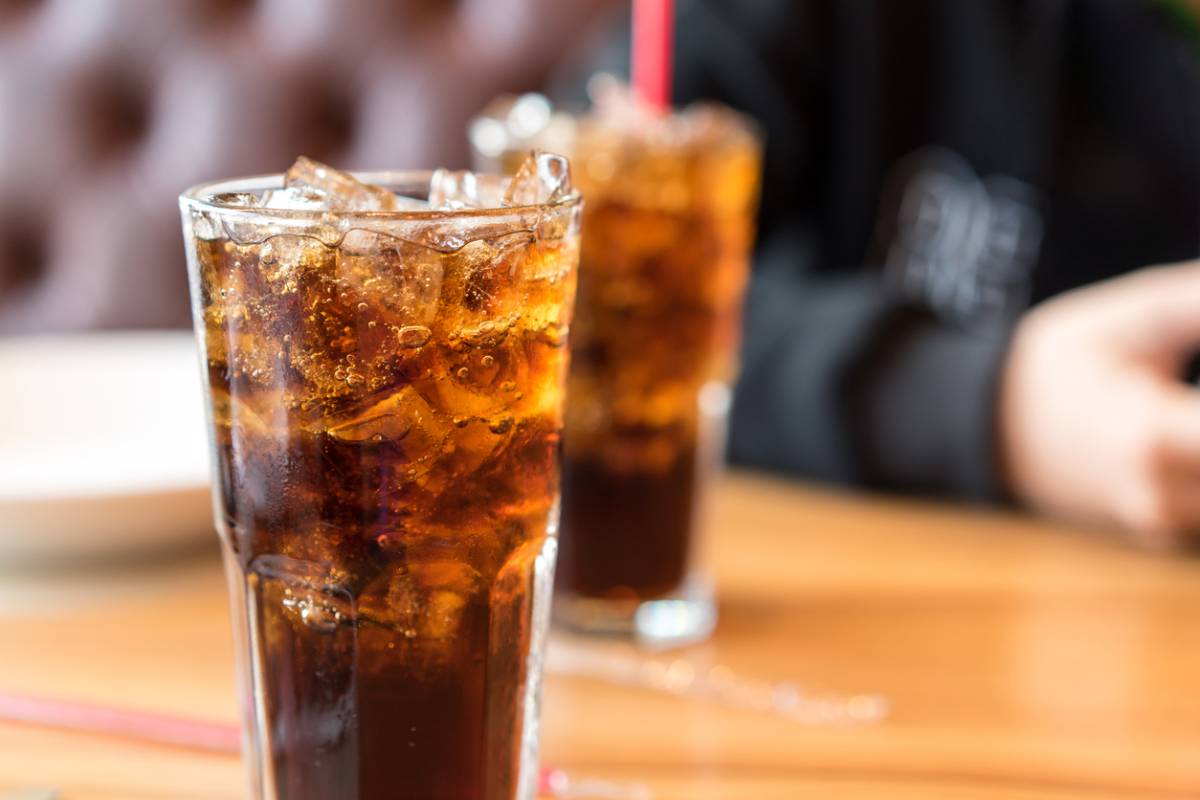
[0,0,617,333]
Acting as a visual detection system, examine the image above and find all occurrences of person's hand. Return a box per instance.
[999,260,1200,549]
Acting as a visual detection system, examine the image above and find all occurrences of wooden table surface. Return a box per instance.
[1,471,1199,799]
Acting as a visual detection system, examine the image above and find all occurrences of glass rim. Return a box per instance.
[179,169,582,222]
[470,99,764,155]
[576,105,764,141]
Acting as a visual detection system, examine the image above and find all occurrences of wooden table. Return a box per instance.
[1,472,1198,799]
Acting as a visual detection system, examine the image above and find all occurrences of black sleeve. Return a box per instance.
[671,0,1014,501]
[728,227,1013,502]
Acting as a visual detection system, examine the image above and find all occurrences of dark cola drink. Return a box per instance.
[181,154,580,800]
[473,92,762,643]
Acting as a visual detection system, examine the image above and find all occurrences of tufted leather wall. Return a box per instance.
[0,0,617,332]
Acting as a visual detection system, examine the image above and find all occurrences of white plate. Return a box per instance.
[0,331,214,565]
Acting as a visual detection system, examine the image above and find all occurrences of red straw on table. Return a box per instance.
[0,691,241,753]
[632,0,674,110]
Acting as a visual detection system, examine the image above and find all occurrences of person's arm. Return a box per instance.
[729,227,1012,501]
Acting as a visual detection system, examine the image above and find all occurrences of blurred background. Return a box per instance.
[0,0,621,333]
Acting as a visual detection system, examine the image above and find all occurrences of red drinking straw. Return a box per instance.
[631,0,674,110]
[0,691,241,753]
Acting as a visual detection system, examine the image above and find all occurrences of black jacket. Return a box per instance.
[647,0,1200,500]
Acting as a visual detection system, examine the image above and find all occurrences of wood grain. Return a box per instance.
[1,471,1198,799]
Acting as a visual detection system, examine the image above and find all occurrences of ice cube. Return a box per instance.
[258,234,333,282]
[261,185,327,211]
[357,568,420,637]
[261,228,444,400]
[428,168,506,210]
[438,415,514,484]
[283,156,399,212]
[338,228,444,328]
[250,553,358,632]
[429,169,476,210]
[357,558,484,643]
[588,73,647,124]
[325,385,450,453]
[502,151,572,207]
[411,559,484,640]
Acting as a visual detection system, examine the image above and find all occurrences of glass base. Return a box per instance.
[553,576,716,648]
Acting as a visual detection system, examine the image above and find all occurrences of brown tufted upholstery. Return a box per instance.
[0,0,617,333]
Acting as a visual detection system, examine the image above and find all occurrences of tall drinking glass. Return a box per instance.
[180,156,581,800]
[473,93,761,645]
